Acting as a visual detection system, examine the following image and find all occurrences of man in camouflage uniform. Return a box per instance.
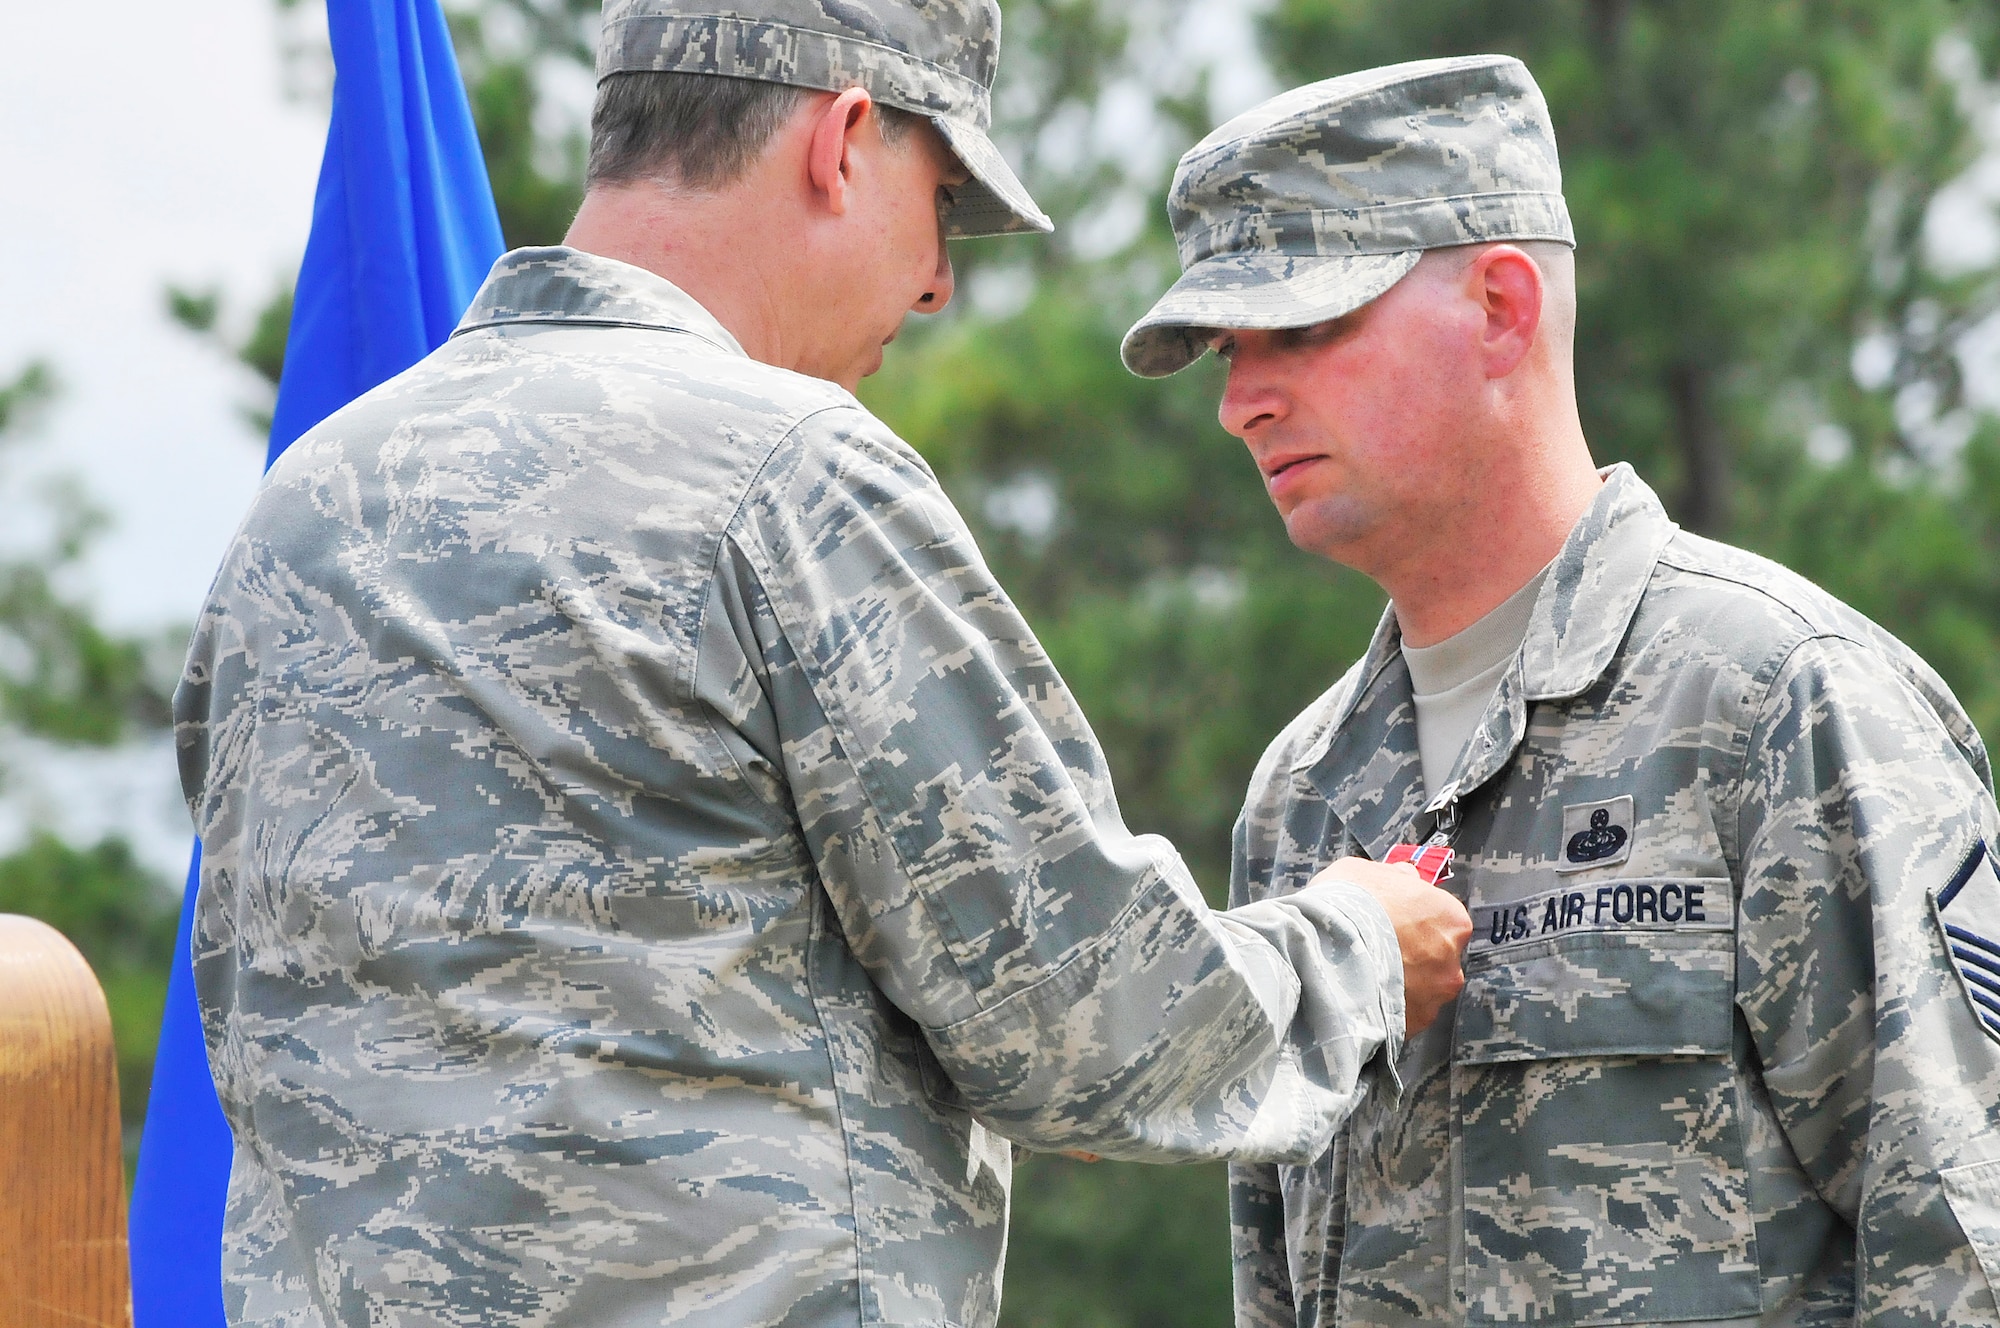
[174,4,1476,1326]
[1124,54,2000,1327]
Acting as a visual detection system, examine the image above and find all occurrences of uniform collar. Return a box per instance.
[1514,463,1678,702]
[1296,464,1677,856]
[452,246,748,359]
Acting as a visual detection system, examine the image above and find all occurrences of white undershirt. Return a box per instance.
[1399,564,1551,800]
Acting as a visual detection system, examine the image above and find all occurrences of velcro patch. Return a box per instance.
[1557,795,1634,872]
[1934,839,2000,1044]
[1468,877,1732,958]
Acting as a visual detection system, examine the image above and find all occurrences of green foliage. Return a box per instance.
[448,0,594,248]
[0,360,55,435]
[166,285,222,335]
[1001,1157,1231,1326]
[0,553,175,745]
[167,278,293,433]
[239,283,295,394]
[0,363,180,1147]
[1755,423,2000,737]
[0,364,176,745]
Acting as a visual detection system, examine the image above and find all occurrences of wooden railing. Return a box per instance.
[0,914,133,1328]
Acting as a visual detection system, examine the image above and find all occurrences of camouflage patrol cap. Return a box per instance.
[597,0,1051,239]
[1121,54,1574,377]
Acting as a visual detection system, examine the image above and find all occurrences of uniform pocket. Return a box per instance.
[1456,929,1734,1062]
[915,1034,967,1111]
[1942,1157,2000,1304]
[1453,895,1761,1326]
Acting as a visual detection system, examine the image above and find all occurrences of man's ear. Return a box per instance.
[1469,244,1544,380]
[806,87,875,218]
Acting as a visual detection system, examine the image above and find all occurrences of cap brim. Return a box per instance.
[932,117,1053,239]
[1120,250,1422,377]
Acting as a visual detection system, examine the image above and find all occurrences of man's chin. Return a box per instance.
[815,345,884,393]
[1282,500,1378,570]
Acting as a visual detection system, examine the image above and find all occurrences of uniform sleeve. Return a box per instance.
[1225,809,1301,1324]
[1734,633,2000,1323]
[1230,1162,1295,1328]
[727,407,1404,1162]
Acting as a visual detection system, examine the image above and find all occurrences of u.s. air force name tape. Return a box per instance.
[1468,876,1733,958]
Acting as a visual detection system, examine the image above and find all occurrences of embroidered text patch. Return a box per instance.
[1468,877,1732,958]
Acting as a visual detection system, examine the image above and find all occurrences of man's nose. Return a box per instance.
[913,226,955,314]
[1217,356,1283,440]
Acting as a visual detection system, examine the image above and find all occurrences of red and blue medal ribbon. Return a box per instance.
[1385,842,1455,885]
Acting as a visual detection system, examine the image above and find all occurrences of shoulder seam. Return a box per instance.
[685,396,854,805]
[699,402,876,673]
[1726,628,1929,872]
[1725,631,1826,877]
[1651,545,1904,666]
[1651,546,1830,638]
[723,433,989,1004]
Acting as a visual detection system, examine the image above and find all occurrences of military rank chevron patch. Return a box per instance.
[1935,839,2000,1043]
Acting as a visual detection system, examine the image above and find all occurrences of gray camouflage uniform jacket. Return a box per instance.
[1230,465,2000,1327]
[175,247,1407,1328]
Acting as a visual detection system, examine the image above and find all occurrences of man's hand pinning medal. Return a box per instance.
[1314,857,1471,1038]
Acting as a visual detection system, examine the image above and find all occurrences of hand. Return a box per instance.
[1311,857,1471,1037]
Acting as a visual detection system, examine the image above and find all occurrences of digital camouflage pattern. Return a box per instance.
[175,246,1408,1328]
[1122,55,1574,378]
[1229,465,2000,1326]
[596,0,1050,238]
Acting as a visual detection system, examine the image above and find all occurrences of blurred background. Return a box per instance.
[5,0,2000,1321]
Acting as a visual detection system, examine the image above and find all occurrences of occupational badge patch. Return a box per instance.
[1556,795,1634,872]
[1935,839,2000,1044]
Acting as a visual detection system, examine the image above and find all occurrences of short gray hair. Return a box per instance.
[1419,239,1576,350]
[1515,239,1576,351]
[587,71,922,191]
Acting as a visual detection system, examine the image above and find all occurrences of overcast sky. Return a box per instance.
[2,0,327,634]
[1,0,329,874]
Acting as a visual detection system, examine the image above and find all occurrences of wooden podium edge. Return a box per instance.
[0,913,135,1328]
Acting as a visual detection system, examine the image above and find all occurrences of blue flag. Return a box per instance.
[127,1,504,1321]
